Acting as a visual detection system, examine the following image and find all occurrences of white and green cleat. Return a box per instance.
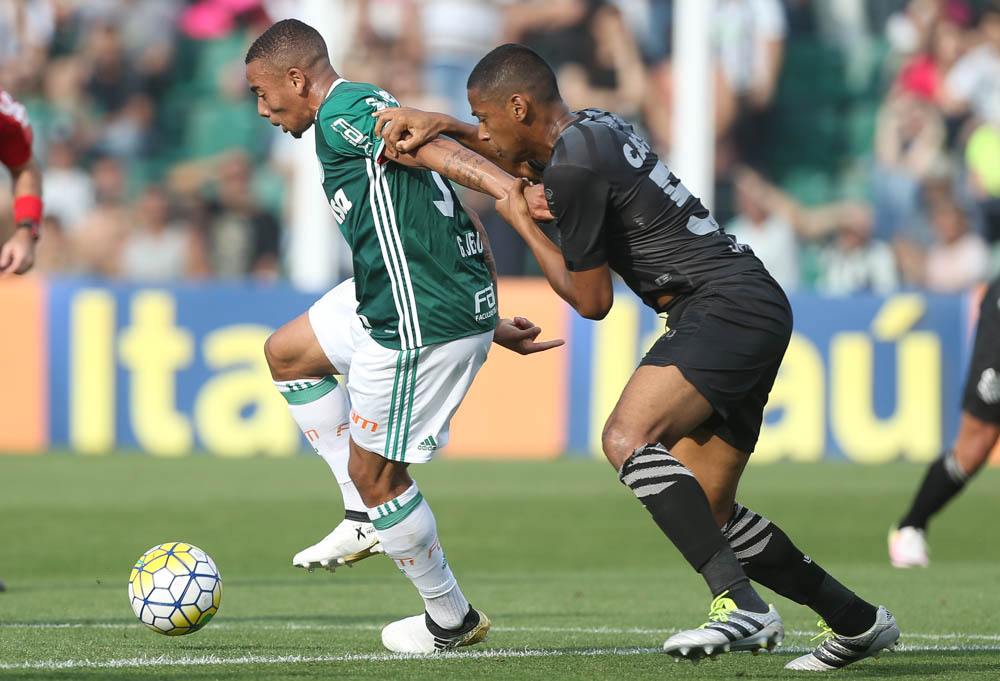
[663,592,784,663]
[785,606,899,671]
[292,518,382,572]
[382,607,490,654]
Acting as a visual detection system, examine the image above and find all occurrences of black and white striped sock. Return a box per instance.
[619,444,764,610]
[723,503,876,636]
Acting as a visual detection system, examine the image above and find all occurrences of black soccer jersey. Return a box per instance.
[542,108,765,312]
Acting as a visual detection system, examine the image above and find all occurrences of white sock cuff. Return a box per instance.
[273,376,339,404]
[367,482,422,529]
[419,574,458,599]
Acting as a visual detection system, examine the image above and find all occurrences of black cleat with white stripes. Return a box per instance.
[663,593,784,663]
[785,606,899,671]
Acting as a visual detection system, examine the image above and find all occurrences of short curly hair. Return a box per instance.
[245,19,329,71]
[467,44,560,104]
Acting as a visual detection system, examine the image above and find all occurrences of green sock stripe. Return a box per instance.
[372,492,424,530]
[400,348,419,463]
[279,376,338,405]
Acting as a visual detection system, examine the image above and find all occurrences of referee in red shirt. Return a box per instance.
[0,88,42,275]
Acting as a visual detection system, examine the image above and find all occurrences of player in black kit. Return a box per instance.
[374,44,899,671]
[889,276,1000,568]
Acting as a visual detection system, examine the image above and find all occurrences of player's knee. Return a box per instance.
[263,332,295,380]
[601,420,644,471]
[955,420,1000,475]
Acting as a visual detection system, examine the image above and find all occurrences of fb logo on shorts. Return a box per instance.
[474,285,497,321]
[978,368,1000,404]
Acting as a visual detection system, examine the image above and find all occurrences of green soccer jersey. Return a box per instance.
[314,79,497,350]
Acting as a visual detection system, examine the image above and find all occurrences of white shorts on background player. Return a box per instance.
[309,278,491,464]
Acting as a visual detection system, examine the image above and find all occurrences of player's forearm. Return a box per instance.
[510,216,580,308]
[413,138,515,200]
[11,158,42,198]
[430,114,533,178]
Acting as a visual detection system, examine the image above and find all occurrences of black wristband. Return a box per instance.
[15,220,39,240]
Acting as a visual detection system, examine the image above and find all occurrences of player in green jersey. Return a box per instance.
[245,20,561,653]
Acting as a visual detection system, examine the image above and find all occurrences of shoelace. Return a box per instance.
[698,590,738,628]
[811,618,835,643]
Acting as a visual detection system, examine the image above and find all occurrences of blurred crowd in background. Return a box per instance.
[1,0,1000,296]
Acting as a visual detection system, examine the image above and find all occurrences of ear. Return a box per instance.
[510,94,528,123]
[287,67,307,95]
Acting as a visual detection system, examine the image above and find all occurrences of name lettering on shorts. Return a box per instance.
[350,409,379,433]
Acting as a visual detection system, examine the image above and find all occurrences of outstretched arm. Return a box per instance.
[463,199,564,355]
[386,136,552,221]
[374,107,543,181]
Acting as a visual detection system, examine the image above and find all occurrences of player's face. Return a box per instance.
[468,90,530,163]
[246,60,313,139]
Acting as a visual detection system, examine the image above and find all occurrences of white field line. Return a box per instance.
[3,621,1000,642]
[3,645,1000,671]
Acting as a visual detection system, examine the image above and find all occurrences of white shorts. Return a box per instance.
[308,279,492,463]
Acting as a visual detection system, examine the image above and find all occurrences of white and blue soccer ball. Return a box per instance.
[128,542,222,636]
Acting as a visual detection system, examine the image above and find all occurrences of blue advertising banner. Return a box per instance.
[567,290,969,464]
[0,277,975,463]
[47,279,317,457]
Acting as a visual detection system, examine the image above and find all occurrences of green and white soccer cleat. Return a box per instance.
[785,606,899,671]
[663,592,784,663]
[291,518,381,572]
[381,607,490,654]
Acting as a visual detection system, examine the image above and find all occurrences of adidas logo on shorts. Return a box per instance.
[417,436,438,452]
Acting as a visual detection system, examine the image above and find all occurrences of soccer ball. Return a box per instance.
[128,542,222,636]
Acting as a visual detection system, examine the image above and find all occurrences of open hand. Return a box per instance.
[0,229,36,275]
[493,316,565,355]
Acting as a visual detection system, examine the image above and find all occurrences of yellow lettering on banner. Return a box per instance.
[589,297,640,457]
[118,292,194,457]
[753,333,825,464]
[831,295,941,463]
[194,325,299,457]
[69,290,115,454]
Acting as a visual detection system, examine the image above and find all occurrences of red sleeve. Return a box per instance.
[0,90,34,169]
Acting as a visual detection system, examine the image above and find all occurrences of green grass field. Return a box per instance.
[1,455,998,680]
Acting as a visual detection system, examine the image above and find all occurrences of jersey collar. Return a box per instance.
[315,78,349,120]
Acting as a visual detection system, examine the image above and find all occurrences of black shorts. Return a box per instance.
[639,270,793,453]
[961,277,1000,424]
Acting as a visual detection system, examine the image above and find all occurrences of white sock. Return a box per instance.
[274,376,365,513]
[368,482,471,629]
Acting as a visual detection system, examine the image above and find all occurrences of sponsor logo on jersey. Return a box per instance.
[331,118,373,155]
[365,89,399,111]
[977,368,1000,404]
[474,285,497,321]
